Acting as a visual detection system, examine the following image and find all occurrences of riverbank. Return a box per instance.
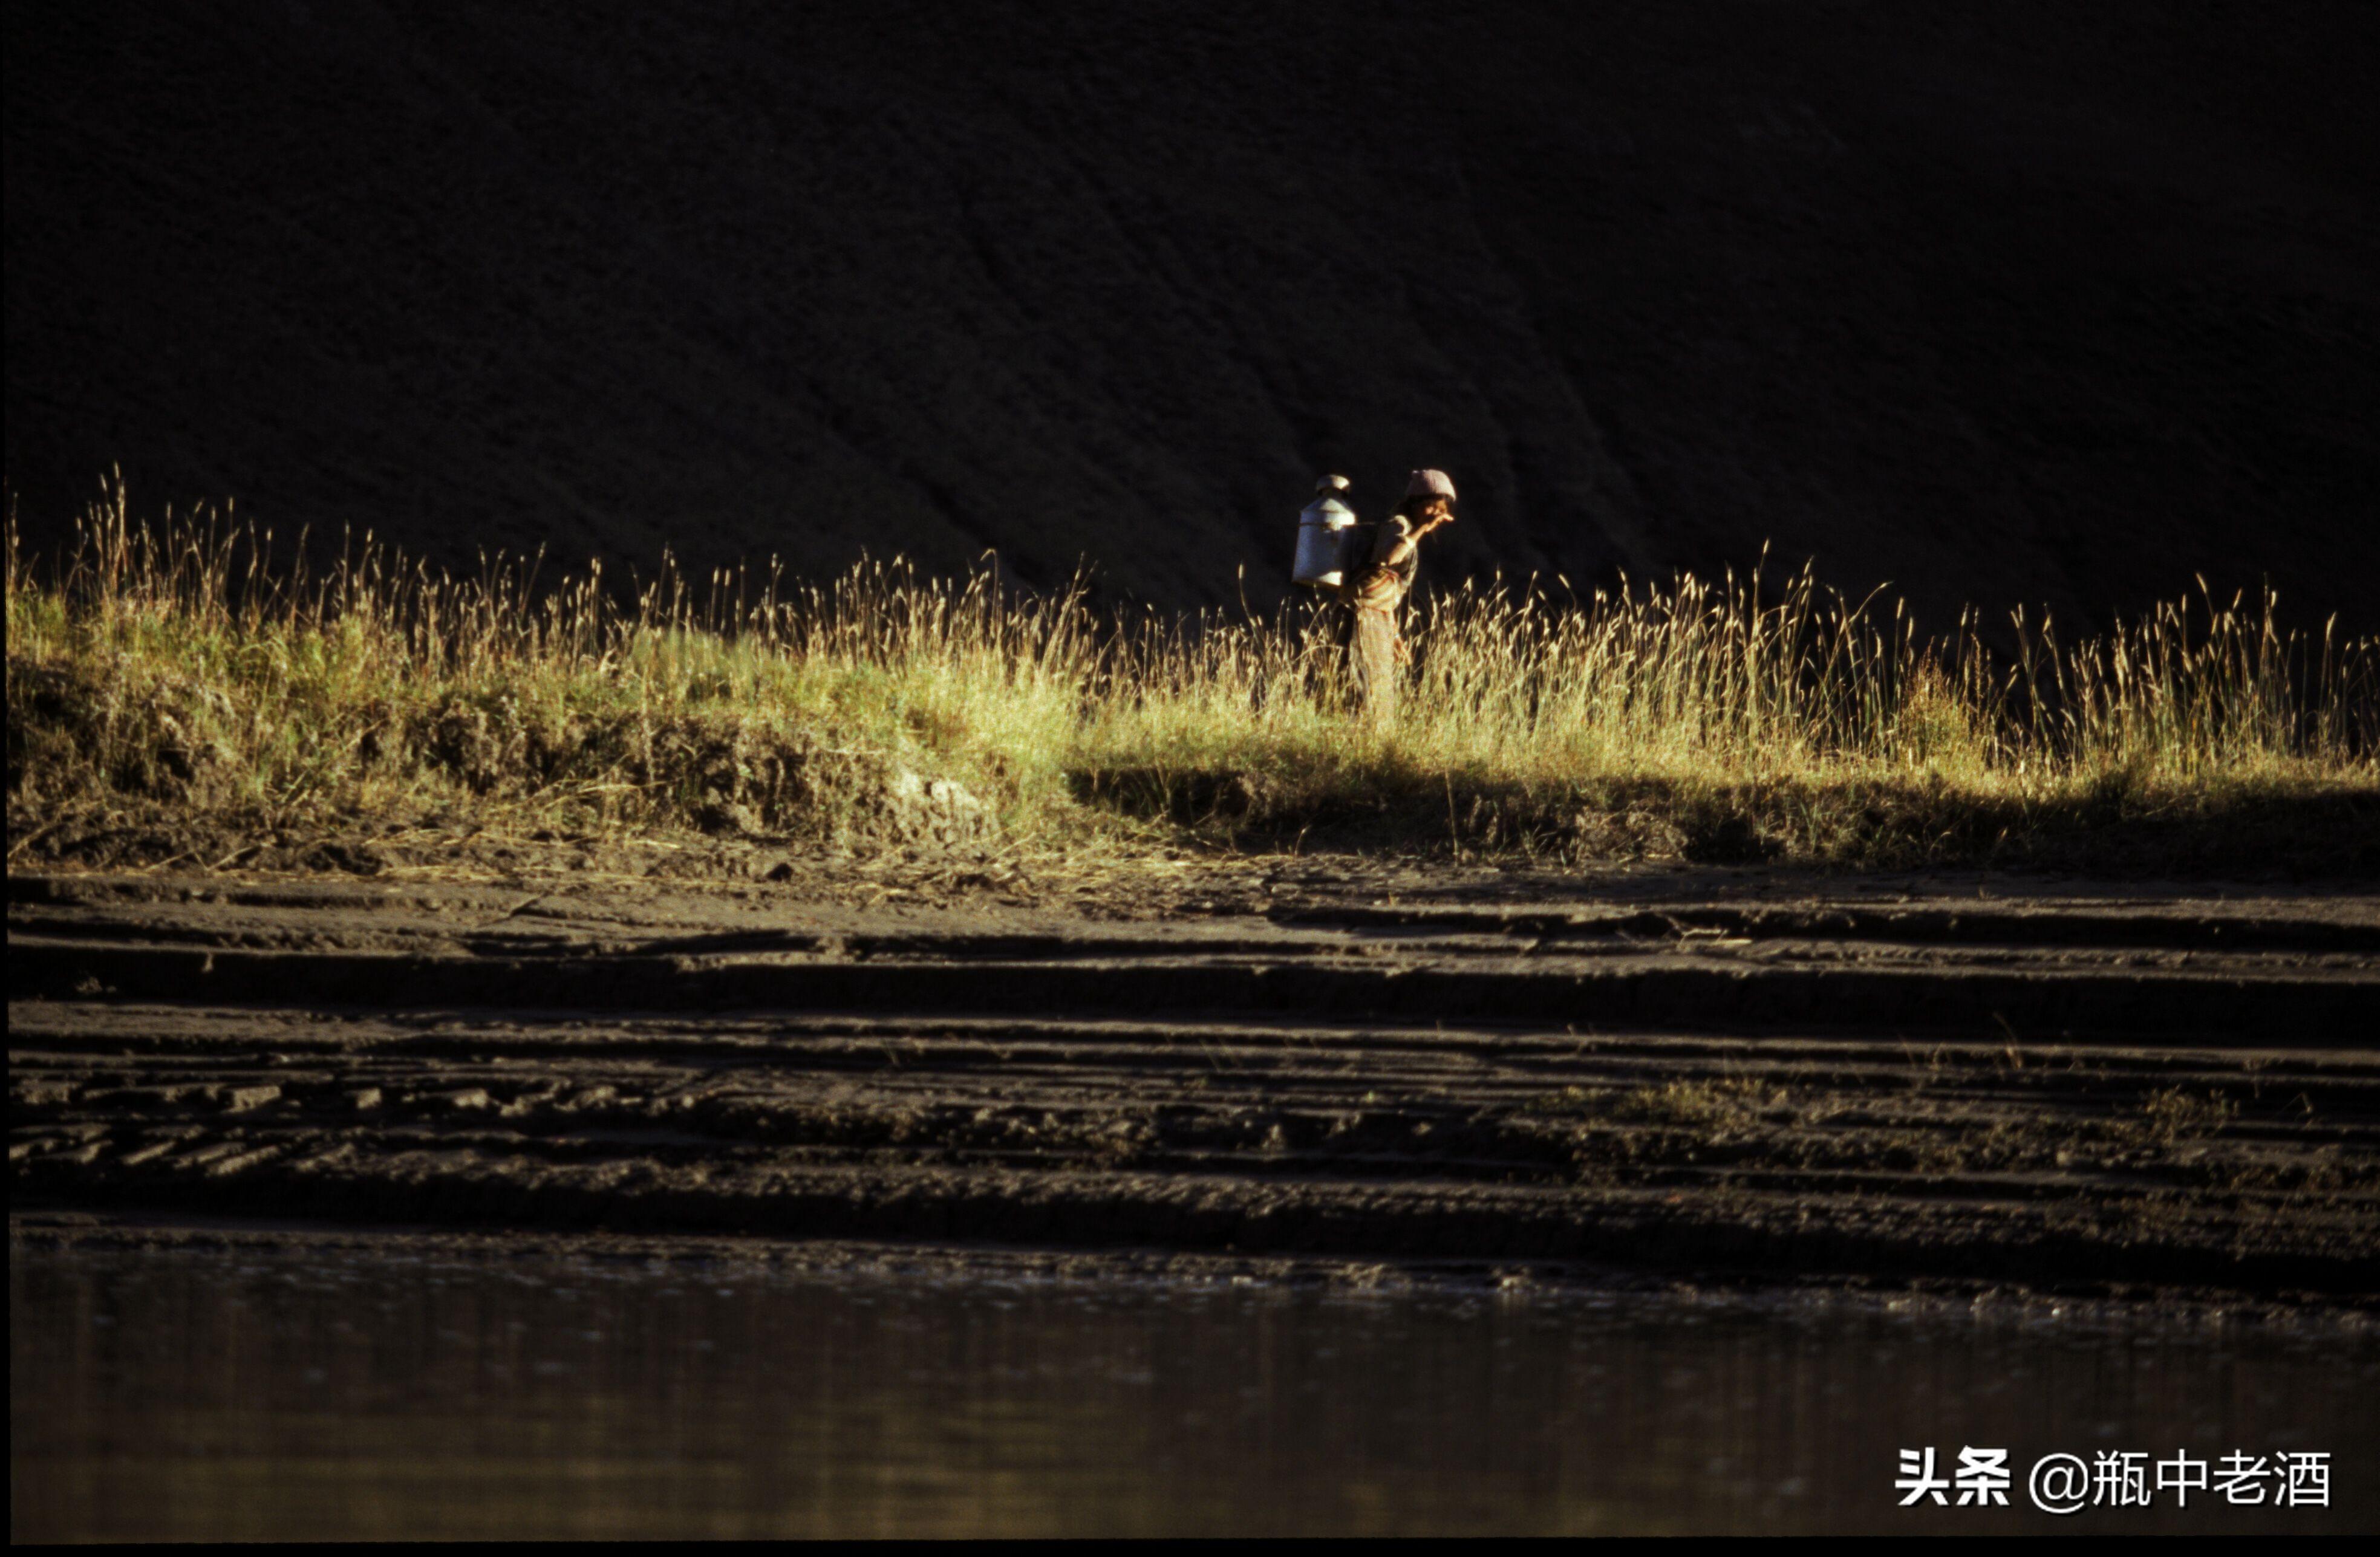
[12,857,2376,1305]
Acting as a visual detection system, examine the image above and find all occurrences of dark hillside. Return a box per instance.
[7,2,2376,629]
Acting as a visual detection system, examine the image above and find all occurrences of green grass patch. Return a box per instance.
[8,484,2376,875]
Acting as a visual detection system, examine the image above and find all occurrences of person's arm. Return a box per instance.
[1380,511,1453,570]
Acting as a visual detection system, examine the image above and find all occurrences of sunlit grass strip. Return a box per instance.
[6,481,2375,866]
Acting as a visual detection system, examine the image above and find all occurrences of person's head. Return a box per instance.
[1400,468,1457,524]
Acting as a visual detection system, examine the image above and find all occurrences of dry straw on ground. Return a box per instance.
[7,483,2376,876]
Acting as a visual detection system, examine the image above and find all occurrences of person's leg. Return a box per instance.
[1333,599,1359,709]
[1354,610,1398,723]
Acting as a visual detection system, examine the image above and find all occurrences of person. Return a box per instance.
[1342,469,1458,721]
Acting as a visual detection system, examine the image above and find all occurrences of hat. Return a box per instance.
[1405,468,1457,501]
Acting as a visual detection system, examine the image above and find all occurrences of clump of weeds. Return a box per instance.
[2125,1086,2241,1150]
[1612,1076,1789,1133]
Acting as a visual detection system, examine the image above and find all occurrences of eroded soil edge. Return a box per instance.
[11,861,2378,1305]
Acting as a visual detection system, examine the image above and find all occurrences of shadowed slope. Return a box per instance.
[6,2,2376,627]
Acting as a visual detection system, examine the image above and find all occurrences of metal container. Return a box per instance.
[1293,478,1360,588]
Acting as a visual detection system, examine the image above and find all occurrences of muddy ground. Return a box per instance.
[10,849,2378,1306]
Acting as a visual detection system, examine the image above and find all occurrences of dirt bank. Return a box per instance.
[10,859,2378,1302]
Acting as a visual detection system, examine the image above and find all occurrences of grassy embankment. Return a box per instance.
[8,489,2377,877]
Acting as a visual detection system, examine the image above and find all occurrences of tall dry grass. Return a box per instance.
[7,483,2376,873]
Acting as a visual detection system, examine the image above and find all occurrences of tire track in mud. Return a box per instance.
[10,873,2380,1298]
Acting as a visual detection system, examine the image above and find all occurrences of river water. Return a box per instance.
[11,1238,2373,1538]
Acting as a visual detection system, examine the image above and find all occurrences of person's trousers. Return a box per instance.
[1352,607,1398,722]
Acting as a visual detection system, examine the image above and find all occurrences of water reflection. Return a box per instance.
[11,1241,2374,1538]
